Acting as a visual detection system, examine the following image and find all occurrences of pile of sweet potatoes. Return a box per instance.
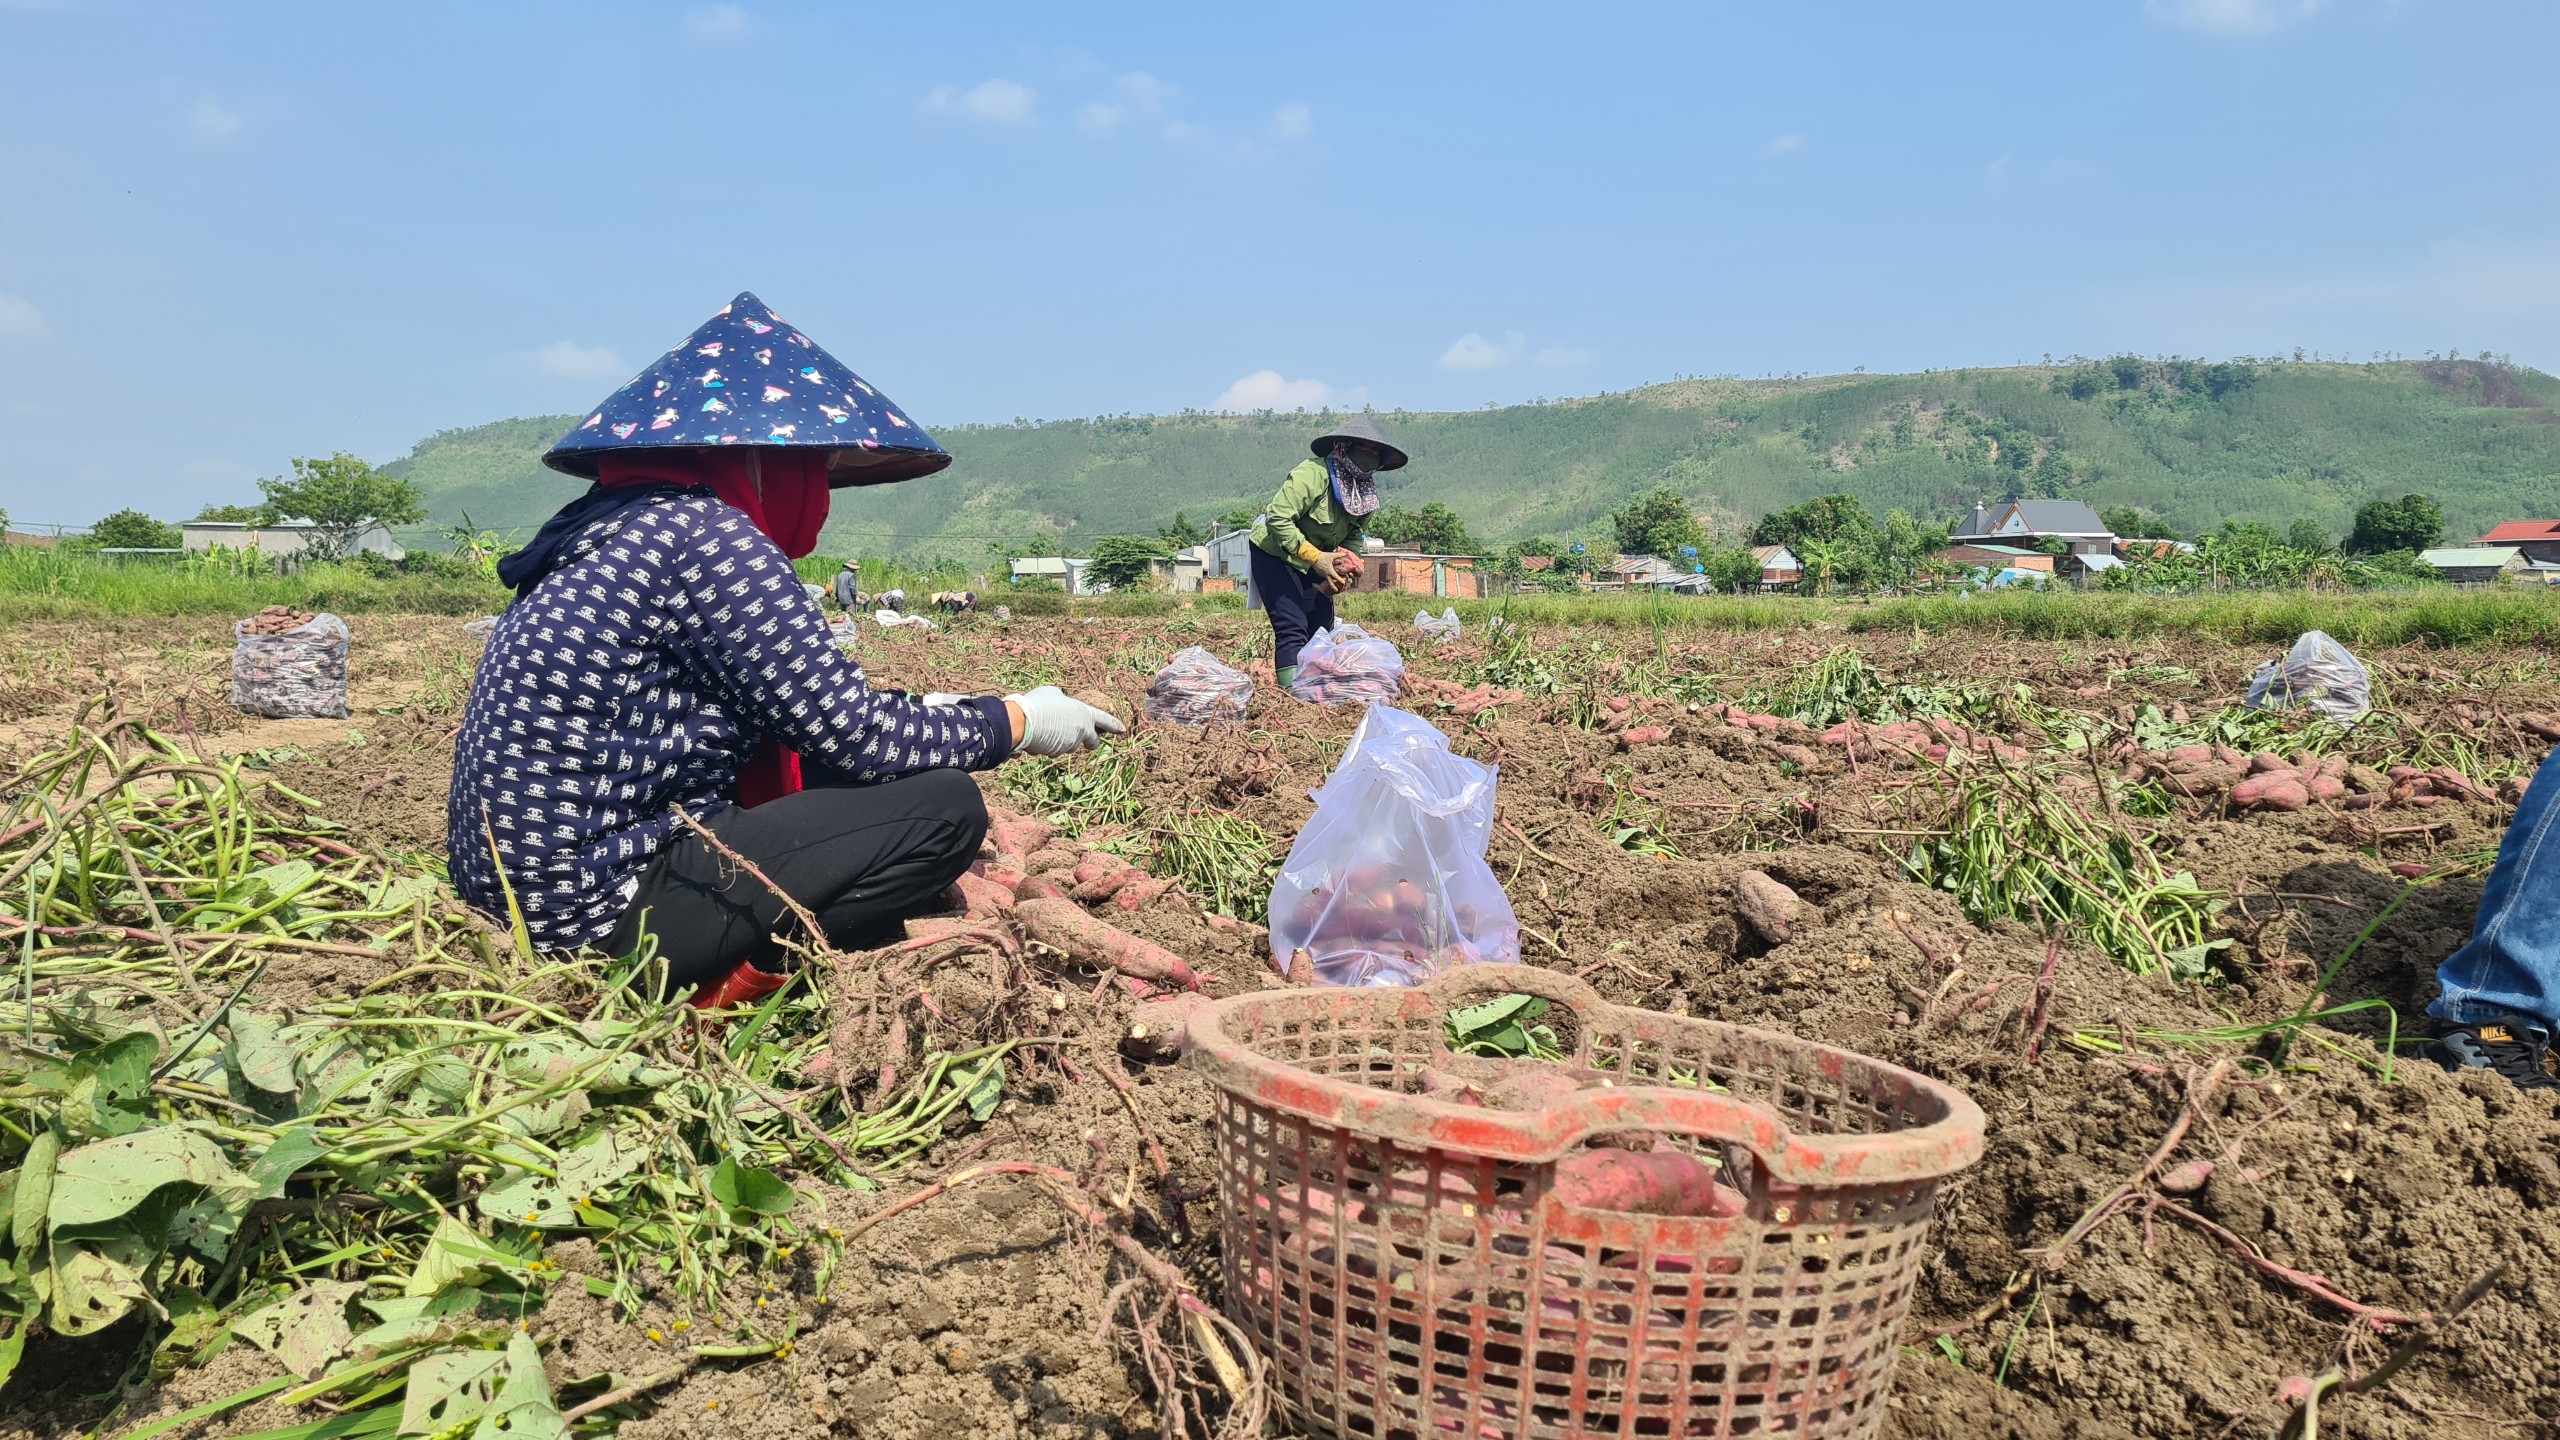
[947,803,1260,996]
[1816,716,2035,769]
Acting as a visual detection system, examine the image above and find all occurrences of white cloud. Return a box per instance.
[1213,370,1336,413]
[1534,344,1593,368]
[189,99,243,143]
[1436,332,1528,370]
[686,4,747,37]
[1077,71,1174,136]
[924,79,1036,128]
[0,293,52,344]
[2144,0,2325,35]
[1987,151,2014,181]
[526,341,629,381]
[1269,102,1312,141]
[1769,133,1804,155]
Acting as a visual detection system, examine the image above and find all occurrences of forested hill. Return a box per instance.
[382,358,2560,559]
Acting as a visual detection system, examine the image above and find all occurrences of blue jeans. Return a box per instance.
[2430,755,2560,1032]
[1250,543,1334,672]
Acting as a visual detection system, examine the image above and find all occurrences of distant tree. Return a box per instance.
[1873,509,1948,587]
[1368,505,1420,546]
[1217,506,1258,533]
[2284,517,2332,555]
[2037,536,2071,557]
[258,453,425,562]
[1157,511,1205,549]
[1704,546,1764,594]
[1404,503,1477,555]
[2100,506,2183,541]
[1612,489,1707,558]
[2345,493,2443,555]
[194,501,280,525]
[1085,535,1169,591]
[1748,493,1873,549]
[90,508,181,549]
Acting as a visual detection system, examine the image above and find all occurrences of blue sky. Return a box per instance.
[2,0,2555,523]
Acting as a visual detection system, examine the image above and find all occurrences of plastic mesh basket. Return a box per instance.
[1184,968,1985,1440]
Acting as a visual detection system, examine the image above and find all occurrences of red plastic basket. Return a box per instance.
[1184,967,1985,1440]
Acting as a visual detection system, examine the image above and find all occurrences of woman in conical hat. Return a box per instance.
[1248,412,1407,688]
[449,292,1119,1008]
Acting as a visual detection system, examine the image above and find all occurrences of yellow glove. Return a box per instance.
[1298,542,1346,591]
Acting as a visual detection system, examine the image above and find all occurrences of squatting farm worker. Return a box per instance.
[448,291,1121,1010]
[2425,755,2559,1090]
[1249,413,1407,688]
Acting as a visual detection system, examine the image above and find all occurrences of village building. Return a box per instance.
[2476,520,2560,565]
[2417,546,2528,585]
[1950,499,2116,557]
[179,519,404,561]
[1750,544,1801,587]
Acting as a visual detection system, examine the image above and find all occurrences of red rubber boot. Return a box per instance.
[687,960,792,1011]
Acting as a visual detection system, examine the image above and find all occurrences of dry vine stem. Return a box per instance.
[2273,1262,2507,1440]
[844,1159,1270,1440]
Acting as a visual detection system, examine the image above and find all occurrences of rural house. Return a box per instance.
[1749,545,1801,588]
[1951,500,2115,556]
[1346,538,1483,600]
[180,518,404,561]
[2477,521,2560,565]
[1008,555,1099,595]
[1938,542,2054,575]
[2417,546,2527,585]
[1589,554,1690,592]
[1170,526,1257,596]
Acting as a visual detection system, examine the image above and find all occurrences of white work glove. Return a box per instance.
[1006,685,1126,757]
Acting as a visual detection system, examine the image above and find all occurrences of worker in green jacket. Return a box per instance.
[1249,414,1407,687]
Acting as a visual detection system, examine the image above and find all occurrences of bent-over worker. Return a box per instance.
[449,292,1120,1011]
[2425,755,2559,1089]
[831,557,861,613]
[1249,413,1407,689]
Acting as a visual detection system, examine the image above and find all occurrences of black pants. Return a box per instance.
[1251,542,1335,672]
[605,767,988,992]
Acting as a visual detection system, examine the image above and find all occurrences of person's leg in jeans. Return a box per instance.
[1251,544,1331,683]
[2424,754,2560,1088]
[606,768,989,996]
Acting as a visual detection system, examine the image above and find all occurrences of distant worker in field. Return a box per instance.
[1251,413,1406,689]
[832,557,861,612]
[2426,757,2558,1089]
[451,291,1120,1012]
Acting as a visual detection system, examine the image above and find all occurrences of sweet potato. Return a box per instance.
[1071,854,1143,901]
[1551,1149,1745,1218]
[1123,993,1211,1061]
[1024,846,1081,876]
[948,872,1016,920]
[2230,775,2309,811]
[1618,725,1671,748]
[990,816,1059,859]
[1110,877,1171,911]
[1015,897,1202,991]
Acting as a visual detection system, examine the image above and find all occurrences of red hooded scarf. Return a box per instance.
[597,449,832,807]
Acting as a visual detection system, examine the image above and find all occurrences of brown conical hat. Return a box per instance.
[1308,411,1408,470]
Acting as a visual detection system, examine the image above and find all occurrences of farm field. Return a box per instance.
[0,604,2555,1440]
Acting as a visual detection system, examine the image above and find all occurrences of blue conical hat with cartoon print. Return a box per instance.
[542,291,953,487]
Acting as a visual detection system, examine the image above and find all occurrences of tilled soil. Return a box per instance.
[4,610,2556,1440]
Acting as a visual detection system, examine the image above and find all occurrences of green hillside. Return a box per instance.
[381,358,2560,560]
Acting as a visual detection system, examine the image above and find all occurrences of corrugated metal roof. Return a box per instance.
[2418,547,2520,567]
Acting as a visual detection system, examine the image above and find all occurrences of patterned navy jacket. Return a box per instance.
[447,492,1013,947]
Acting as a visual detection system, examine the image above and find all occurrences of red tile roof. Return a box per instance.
[2479,520,2560,543]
